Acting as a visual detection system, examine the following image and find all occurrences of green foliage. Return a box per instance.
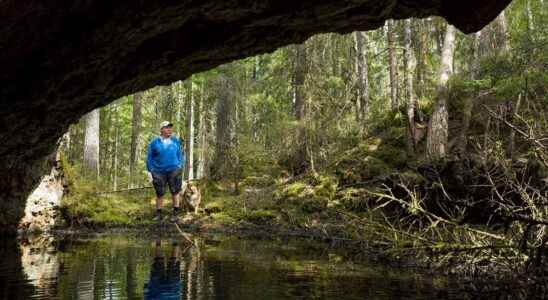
[60,158,154,227]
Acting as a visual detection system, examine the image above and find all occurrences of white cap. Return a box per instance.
[160,121,173,129]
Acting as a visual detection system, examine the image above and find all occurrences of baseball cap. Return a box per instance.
[160,121,173,129]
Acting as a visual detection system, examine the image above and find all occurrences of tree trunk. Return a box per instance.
[196,84,207,179]
[404,19,417,154]
[186,79,195,181]
[108,104,119,189]
[112,108,119,190]
[293,44,306,120]
[426,24,456,160]
[128,92,142,188]
[414,19,427,100]
[526,0,535,32]
[292,43,309,174]
[457,31,481,156]
[160,85,176,123]
[354,31,369,123]
[387,20,398,111]
[497,11,510,52]
[212,73,234,180]
[83,108,100,179]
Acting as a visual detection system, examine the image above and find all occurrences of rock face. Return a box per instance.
[0,0,511,230]
[18,153,64,233]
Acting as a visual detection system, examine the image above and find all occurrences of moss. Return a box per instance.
[310,173,337,200]
[276,182,314,202]
[241,175,276,188]
[204,199,226,214]
[211,212,237,225]
[241,209,277,224]
[299,196,328,213]
[374,144,408,168]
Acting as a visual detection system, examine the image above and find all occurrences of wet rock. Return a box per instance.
[18,154,64,233]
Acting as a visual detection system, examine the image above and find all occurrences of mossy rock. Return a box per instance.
[276,182,314,202]
[309,173,338,200]
[241,175,276,188]
[204,201,223,214]
[211,212,237,225]
[242,209,277,224]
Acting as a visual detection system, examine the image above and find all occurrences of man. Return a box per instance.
[147,121,185,222]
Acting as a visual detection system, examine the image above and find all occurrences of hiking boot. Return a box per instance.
[153,211,162,222]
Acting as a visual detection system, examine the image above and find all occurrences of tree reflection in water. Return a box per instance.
[0,233,544,299]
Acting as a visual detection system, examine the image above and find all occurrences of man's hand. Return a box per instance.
[147,172,153,183]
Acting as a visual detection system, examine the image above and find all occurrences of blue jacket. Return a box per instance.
[146,136,185,173]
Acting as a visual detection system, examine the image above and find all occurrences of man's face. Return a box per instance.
[160,126,173,137]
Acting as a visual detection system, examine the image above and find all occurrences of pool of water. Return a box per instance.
[0,232,535,299]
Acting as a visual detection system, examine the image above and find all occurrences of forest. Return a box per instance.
[55,0,546,283]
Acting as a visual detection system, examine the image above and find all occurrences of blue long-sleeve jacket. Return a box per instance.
[146,136,185,173]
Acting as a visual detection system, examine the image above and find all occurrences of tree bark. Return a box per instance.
[497,11,510,52]
[293,44,306,120]
[354,31,369,123]
[457,31,481,156]
[83,108,100,179]
[196,84,207,179]
[291,43,309,173]
[404,19,417,154]
[112,106,119,190]
[186,79,195,181]
[414,19,427,100]
[387,20,399,111]
[128,92,142,188]
[212,73,234,179]
[426,24,456,160]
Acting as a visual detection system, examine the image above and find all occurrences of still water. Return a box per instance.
[0,232,531,299]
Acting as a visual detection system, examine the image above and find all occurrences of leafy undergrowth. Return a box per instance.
[60,159,157,227]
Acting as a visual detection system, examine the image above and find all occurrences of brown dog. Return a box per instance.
[181,181,201,214]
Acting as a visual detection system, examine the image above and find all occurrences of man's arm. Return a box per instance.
[146,141,153,172]
[178,138,185,169]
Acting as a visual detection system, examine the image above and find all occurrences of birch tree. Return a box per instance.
[426,24,456,159]
[83,108,100,179]
[186,80,195,180]
[387,20,399,111]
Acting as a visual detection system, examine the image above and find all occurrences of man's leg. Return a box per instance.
[171,193,179,210]
[168,168,183,222]
[155,196,164,214]
[152,172,168,221]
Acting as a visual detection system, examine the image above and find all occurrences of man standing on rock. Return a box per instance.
[147,121,185,222]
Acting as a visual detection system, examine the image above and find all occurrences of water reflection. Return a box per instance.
[0,233,544,299]
[144,240,186,299]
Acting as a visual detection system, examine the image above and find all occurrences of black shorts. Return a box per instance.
[151,168,182,197]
